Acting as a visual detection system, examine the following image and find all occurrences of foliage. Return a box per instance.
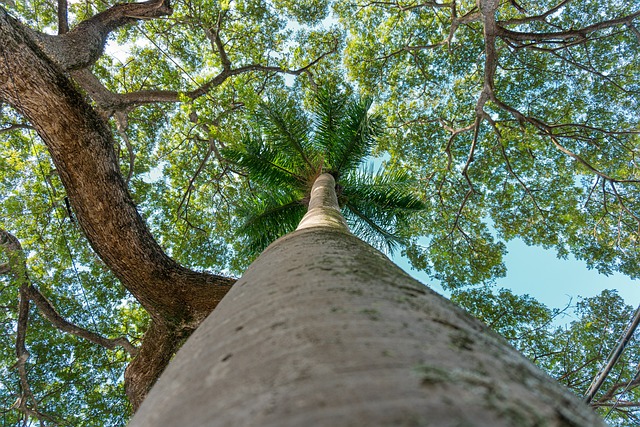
[337,0,640,286]
[223,88,425,270]
[0,118,145,425]
[454,288,640,425]
[0,0,639,424]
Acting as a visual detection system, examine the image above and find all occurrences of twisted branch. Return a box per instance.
[0,229,138,356]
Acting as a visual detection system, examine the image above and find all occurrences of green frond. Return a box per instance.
[340,163,426,212]
[222,136,307,191]
[236,191,307,258]
[338,162,425,252]
[231,90,422,257]
[343,201,403,254]
[312,87,348,156]
[257,97,317,170]
[328,97,383,176]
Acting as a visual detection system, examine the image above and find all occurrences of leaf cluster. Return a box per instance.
[223,88,425,269]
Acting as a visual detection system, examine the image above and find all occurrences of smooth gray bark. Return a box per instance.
[297,173,349,232]
[130,177,605,427]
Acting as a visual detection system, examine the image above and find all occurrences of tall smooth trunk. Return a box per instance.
[129,175,604,426]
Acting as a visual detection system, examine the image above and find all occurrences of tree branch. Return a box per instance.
[177,138,215,224]
[500,0,572,25]
[205,11,231,70]
[478,89,640,186]
[446,0,499,234]
[498,10,640,44]
[57,0,69,35]
[0,10,235,326]
[372,4,480,61]
[609,182,640,227]
[114,112,135,185]
[357,0,452,12]
[0,229,138,356]
[0,122,33,133]
[14,274,41,426]
[593,377,640,406]
[498,137,546,217]
[32,0,173,70]
[439,119,476,171]
[547,133,640,184]
[0,229,54,426]
[592,401,640,408]
[27,284,139,356]
[628,23,640,43]
[124,320,183,410]
[71,48,336,116]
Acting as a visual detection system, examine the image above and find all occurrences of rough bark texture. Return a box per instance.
[124,320,185,409]
[129,226,606,427]
[0,8,233,324]
[32,0,172,71]
[0,6,234,407]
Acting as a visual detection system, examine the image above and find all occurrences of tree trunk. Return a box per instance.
[129,174,605,426]
[0,5,233,407]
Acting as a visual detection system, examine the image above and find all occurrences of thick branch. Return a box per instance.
[0,11,234,326]
[32,0,173,70]
[15,281,31,394]
[478,0,499,101]
[71,50,335,115]
[498,10,640,44]
[1,229,138,356]
[446,0,499,232]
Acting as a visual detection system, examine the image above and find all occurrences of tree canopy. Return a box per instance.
[338,0,640,286]
[0,0,639,425]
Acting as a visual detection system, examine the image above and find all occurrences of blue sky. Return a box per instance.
[395,238,640,322]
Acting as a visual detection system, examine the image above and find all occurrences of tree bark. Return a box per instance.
[129,175,605,426]
[0,6,232,327]
[32,0,172,71]
[124,320,185,409]
[0,5,233,407]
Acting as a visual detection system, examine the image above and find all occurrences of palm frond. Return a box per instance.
[230,89,422,257]
[328,97,382,176]
[343,201,403,254]
[222,135,307,190]
[257,97,317,171]
[236,191,307,257]
[340,162,426,211]
[312,87,348,156]
[339,162,425,252]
